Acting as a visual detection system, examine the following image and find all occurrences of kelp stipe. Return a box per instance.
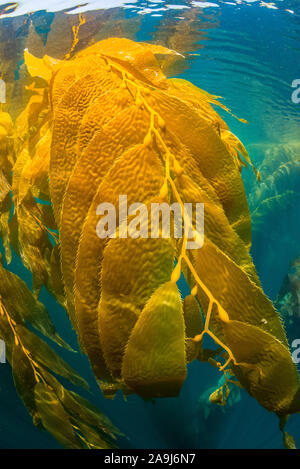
[0,37,299,448]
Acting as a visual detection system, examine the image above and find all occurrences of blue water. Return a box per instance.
[0,0,300,449]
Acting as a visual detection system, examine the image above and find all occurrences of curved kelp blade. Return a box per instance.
[34,383,84,449]
[0,259,70,349]
[221,320,300,415]
[75,144,165,381]
[122,282,186,397]
[0,292,120,448]
[35,375,119,449]
[98,236,175,378]
[193,239,287,346]
[46,375,122,442]
[12,344,38,420]
[15,324,88,390]
[183,294,203,363]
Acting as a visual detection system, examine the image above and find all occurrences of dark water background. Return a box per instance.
[0,0,300,449]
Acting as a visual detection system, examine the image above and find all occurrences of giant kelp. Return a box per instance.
[0,106,120,448]
[276,251,300,322]
[1,37,300,448]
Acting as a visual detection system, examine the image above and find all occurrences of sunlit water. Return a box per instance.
[0,0,300,449]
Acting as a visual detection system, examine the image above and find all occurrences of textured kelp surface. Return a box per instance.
[0,37,299,448]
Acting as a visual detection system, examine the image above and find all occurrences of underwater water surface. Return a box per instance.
[0,0,300,450]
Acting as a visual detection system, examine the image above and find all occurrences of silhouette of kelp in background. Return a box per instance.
[276,252,300,323]
[0,35,299,449]
[246,142,300,298]
[248,142,300,233]
[0,8,141,120]
[152,6,219,56]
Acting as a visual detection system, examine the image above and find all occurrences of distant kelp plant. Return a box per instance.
[276,251,300,322]
[247,142,300,240]
[0,36,299,449]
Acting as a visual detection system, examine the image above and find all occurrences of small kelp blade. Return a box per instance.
[122,282,186,397]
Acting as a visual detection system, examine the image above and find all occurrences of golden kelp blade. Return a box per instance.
[98,236,175,379]
[16,129,52,201]
[183,294,203,339]
[24,49,61,82]
[122,282,186,397]
[34,383,84,449]
[50,64,121,226]
[190,237,300,416]
[145,89,252,247]
[75,37,171,88]
[183,295,203,363]
[61,101,143,325]
[167,78,230,130]
[173,173,259,285]
[221,320,300,415]
[0,111,13,139]
[193,239,287,345]
[139,42,185,77]
[75,143,165,380]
